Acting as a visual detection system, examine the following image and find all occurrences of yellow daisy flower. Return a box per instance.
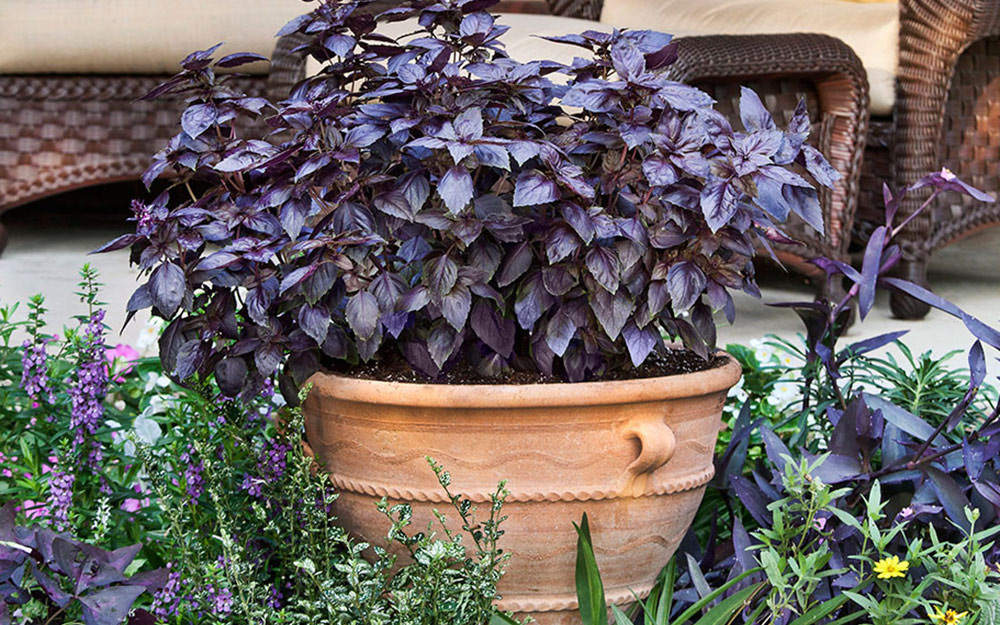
[928,606,968,624]
[872,555,909,579]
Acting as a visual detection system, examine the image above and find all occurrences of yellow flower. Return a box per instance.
[928,606,968,624]
[873,555,909,579]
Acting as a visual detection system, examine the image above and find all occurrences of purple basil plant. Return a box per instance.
[97,0,837,400]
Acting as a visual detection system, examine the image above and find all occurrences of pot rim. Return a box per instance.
[307,350,741,408]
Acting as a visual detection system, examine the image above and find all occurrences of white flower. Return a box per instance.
[113,399,126,412]
[143,372,172,393]
[136,317,166,355]
[749,338,774,363]
[778,352,798,367]
[133,413,162,446]
[767,381,800,406]
[727,377,749,402]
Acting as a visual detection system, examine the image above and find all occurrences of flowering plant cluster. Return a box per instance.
[2,274,519,625]
[100,0,837,398]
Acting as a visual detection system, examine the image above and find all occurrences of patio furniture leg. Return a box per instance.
[0,220,7,256]
[888,258,931,320]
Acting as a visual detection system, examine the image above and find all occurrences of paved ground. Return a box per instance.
[2,184,999,376]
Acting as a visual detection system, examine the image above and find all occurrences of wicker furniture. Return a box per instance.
[0,38,305,256]
[854,0,1000,318]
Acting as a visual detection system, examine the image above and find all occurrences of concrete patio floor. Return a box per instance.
[2,185,999,377]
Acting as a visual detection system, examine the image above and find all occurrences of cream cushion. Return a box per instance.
[0,0,306,75]
[601,0,899,115]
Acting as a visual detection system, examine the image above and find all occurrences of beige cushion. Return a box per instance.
[0,0,306,75]
[600,0,899,115]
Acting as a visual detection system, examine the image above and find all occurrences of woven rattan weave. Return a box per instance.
[0,34,306,255]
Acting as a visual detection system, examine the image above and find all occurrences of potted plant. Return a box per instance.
[99,0,837,621]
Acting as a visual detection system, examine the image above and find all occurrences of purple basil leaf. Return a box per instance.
[666,261,705,312]
[761,426,791,472]
[215,52,269,67]
[622,322,659,367]
[424,254,458,299]
[323,33,356,57]
[700,179,739,232]
[90,234,139,255]
[642,155,677,187]
[513,170,559,207]
[783,185,824,233]
[215,357,248,397]
[514,273,554,330]
[149,262,185,317]
[428,323,460,369]
[346,291,379,339]
[181,103,216,139]
[441,285,472,331]
[374,191,414,221]
[438,166,474,214]
[497,242,532,287]
[585,246,620,294]
[739,87,776,132]
[590,288,632,341]
[470,300,514,358]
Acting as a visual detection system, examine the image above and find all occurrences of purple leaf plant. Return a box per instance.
[99,0,836,399]
[0,501,162,625]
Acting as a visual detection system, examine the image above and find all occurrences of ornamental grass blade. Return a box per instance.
[788,594,850,625]
[669,568,763,625]
[688,582,762,625]
[573,513,608,625]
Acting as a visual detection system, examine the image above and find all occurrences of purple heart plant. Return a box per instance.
[98,0,836,400]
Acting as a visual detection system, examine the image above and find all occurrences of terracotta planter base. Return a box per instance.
[304,353,741,624]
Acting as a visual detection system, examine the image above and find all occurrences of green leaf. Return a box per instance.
[654,558,677,625]
[689,583,762,625]
[789,594,850,625]
[670,568,763,625]
[574,513,608,625]
[823,610,867,625]
[611,605,634,625]
[489,611,521,625]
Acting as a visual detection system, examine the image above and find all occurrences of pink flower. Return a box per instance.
[121,498,149,513]
[105,344,140,382]
[19,500,49,520]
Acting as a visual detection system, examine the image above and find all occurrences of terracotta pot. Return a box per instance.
[303,353,741,624]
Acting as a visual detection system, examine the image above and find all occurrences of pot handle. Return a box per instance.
[623,418,676,476]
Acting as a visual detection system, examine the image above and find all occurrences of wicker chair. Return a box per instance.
[853,0,1000,319]
[538,0,871,300]
[0,36,306,256]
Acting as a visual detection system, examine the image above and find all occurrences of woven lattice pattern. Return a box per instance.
[928,35,1000,250]
[0,76,268,213]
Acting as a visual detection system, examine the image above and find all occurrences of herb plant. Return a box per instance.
[98,0,836,397]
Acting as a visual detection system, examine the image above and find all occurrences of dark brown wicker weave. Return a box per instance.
[858,0,1000,319]
[0,34,306,255]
